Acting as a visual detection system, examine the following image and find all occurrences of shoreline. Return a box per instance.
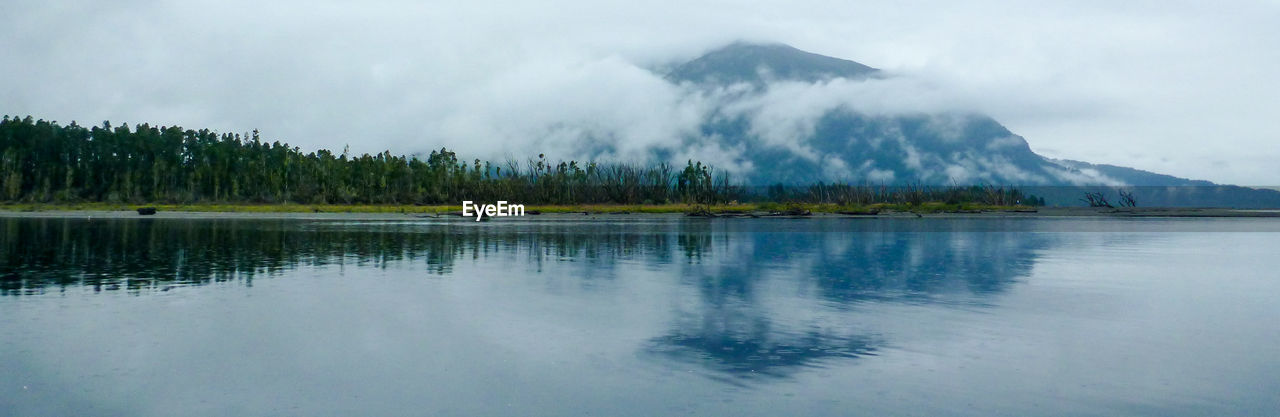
[1,205,1277,220]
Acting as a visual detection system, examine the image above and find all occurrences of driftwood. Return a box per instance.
[685,206,716,217]
[836,209,880,216]
[766,207,812,216]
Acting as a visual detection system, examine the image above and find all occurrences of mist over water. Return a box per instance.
[3,216,1279,416]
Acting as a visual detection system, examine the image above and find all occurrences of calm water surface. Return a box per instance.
[2,216,1279,416]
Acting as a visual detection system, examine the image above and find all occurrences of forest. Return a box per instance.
[0,115,1039,207]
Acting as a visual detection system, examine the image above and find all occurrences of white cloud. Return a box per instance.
[433,55,705,162]
[671,138,755,177]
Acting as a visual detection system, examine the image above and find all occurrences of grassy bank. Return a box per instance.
[0,202,1033,215]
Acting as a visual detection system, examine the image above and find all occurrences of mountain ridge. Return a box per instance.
[667,42,880,87]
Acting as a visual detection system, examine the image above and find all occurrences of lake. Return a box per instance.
[2,215,1279,416]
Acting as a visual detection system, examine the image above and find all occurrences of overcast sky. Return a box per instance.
[2,0,1277,185]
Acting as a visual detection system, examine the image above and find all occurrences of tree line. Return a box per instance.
[0,115,1039,206]
[0,115,736,205]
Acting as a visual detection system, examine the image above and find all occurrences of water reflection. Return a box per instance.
[0,218,678,294]
[1,217,1054,382]
[1,218,467,294]
[650,228,1053,380]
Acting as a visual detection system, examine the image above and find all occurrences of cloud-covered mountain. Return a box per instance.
[658,42,1210,187]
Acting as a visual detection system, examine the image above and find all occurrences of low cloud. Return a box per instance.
[431,55,707,163]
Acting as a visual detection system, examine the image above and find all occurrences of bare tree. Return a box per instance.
[1118,190,1137,207]
[1081,191,1114,208]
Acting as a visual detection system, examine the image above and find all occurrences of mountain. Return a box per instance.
[643,42,1280,206]
[661,42,1205,187]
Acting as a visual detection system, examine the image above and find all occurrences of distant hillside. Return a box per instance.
[658,43,1215,187]
[638,42,1280,206]
[1050,159,1214,187]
